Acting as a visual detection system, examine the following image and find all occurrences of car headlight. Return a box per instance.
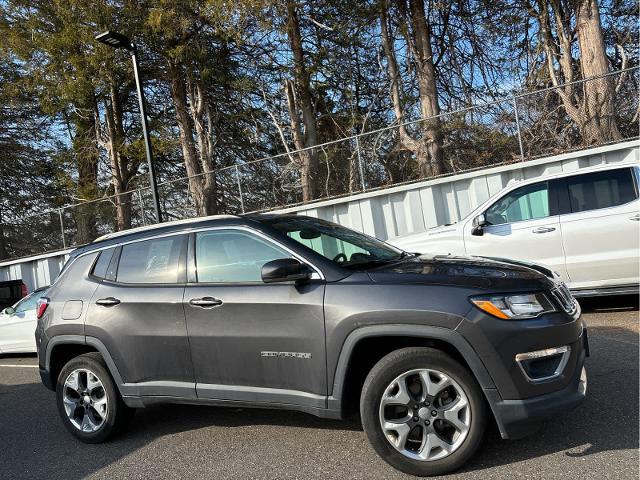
[470,293,555,320]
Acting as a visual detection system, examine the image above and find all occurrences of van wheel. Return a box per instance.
[56,352,133,443]
[360,347,487,476]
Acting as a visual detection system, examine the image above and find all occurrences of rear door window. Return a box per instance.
[566,168,637,213]
[116,236,184,284]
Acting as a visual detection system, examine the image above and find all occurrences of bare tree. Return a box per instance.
[93,81,139,230]
[284,0,320,201]
[168,60,217,216]
[379,0,446,178]
[531,0,622,143]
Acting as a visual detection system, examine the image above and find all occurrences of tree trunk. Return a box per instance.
[286,0,319,202]
[100,85,132,231]
[168,61,208,216]
[575,0,621,143]
[536,0,621,145]
[407,0,445,176]
[73,115,98,244]
[188,78,218,215]
[379,0,445,179]
[0,207,7,260]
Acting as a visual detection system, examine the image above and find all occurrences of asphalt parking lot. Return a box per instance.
[1,297,638,480]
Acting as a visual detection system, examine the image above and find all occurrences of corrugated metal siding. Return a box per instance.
[0,251,70,293]
[1,141,637,292]
[281,140,639,241]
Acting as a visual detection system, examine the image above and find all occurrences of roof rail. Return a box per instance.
[93,214,239,242]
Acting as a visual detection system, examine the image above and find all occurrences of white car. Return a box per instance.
[0,286,48,353]
[391,164,640,296]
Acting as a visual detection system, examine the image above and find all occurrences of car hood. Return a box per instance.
[366,254,556,291]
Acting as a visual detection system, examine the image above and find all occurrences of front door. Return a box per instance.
[183,228,326,407]
[84,234,195,397]
[464,180,569,280]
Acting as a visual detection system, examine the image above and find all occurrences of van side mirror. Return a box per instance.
[262,258,313,283]
[471,214,487,236]
[2,307,15,316]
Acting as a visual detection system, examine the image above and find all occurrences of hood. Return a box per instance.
[366,253,556,291]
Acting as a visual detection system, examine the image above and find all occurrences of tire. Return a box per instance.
[360,347,487,476]
[56,352,134,443]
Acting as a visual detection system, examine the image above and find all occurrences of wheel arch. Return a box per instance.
[328,325,497,418]
[46,335,125,392]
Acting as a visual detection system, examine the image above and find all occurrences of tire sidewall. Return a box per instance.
[360,348,487,477]
[56,354,121,443]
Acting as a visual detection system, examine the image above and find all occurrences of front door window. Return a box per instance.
[485,182,550,225]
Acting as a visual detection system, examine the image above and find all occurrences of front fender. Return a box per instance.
[328,324,497,411]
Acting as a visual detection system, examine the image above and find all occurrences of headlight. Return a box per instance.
[470,292,555,320]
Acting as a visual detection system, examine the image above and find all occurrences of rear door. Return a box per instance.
[464,180,569,280]
[183,227,326,407]
[558,167,640,288]
[85,235,195,398]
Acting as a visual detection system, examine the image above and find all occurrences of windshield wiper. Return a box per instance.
[345,252,416,270]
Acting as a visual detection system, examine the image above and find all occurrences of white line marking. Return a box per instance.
[0,364,39,368]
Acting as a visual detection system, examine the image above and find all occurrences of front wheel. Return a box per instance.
[56,352,133,443]
[360,347,487,476]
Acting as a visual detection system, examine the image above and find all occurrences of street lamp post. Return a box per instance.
[95,31,162,224]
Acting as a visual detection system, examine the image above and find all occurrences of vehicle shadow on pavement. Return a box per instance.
[0,379,363,480]
[1,307,637,479]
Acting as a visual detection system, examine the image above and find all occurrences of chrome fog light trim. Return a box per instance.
[578,366,587,395]
[515,346,570,383]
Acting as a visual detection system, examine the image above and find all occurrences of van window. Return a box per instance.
[566,168,636,213]
[195,230,290,283]
[116,237,183,284]
[485,182,550,225]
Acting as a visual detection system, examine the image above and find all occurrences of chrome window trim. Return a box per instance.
[55,225,326,286]
[189,226,325,282]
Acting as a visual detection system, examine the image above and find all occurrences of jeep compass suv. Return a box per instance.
[36,214,588,476]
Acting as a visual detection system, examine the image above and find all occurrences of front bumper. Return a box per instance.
[486,332,588,439]
[39,368,54,390]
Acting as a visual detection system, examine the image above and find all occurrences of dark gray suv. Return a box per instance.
[35,214,588,476]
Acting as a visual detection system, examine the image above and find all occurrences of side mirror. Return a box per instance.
[2,307,15,316]
[471,213,487,236]
[261,258,312,284]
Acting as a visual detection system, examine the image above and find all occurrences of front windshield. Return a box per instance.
[262,216,406,268]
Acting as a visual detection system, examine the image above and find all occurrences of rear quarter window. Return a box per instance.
[91,248,115,279]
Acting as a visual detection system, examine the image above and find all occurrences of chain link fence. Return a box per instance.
[2,67,638,261]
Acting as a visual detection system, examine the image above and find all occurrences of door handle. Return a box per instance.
[532,226,556,234]
[630,213,640,221]
[95,297,121,306]
[189,297,223,308]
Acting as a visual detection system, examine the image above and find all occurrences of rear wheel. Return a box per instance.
[56,352,133,443]
[360,347,487,476]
